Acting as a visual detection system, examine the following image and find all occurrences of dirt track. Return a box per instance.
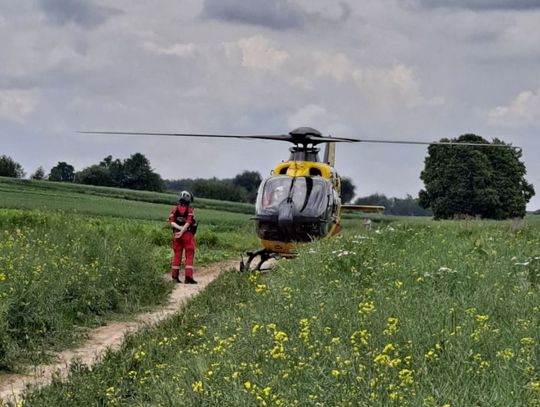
[0,259,239,404]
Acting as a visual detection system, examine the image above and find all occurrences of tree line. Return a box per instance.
[166,171,262,203]
[0,153,165,192]
[0,153,263,203]
[1,132,535,218]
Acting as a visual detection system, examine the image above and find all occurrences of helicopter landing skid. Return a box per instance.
[240,249,278,272]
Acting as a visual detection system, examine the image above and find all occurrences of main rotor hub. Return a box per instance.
[289,127,322,138]
[288,127,322,146]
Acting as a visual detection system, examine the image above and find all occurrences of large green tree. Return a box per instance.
[75,153,164,192]
[49,162,75,182]
[122,153,164,192]
[0,155,25,178]
[233,170,262,203]
[340,177,356,204]
[419,134,535,219]
[98,155,125,187]
[30,166,46,180]
[74,165,113,186]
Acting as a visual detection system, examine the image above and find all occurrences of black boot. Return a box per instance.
[184,276,198,284]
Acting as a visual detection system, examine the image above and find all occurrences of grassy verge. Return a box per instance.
[17,218,540,406]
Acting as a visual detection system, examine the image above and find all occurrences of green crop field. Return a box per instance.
[1,178,539,406]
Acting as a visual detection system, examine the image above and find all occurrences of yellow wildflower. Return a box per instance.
[399,369,414,385]
[192,381,203,393]
[521,337,535,346]
[374,354,390,365]
[383,343,396,354]
[359,301,376,314]
[496,348,514,360]
[476,315,489,323]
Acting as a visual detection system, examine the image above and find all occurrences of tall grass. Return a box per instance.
[0,180,258,372]
[17,219,539,406]
[0,209,169,370]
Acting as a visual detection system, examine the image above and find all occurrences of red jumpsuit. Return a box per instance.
[169,204,196,280]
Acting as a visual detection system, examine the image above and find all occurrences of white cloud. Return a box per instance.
[488,88,540,126]
[0,89,37,122]
[237,35,289,71]
[313,52,443,109]
[287,105,352,136]
[498,12,540,57]
[287,105,330,128]
[314,52,354,83]
[143,42,197,58]
[352,64,429,108]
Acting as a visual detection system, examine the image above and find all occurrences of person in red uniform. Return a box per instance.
[169,191,197,284]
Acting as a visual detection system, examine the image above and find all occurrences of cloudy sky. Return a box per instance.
[1,0,539,209]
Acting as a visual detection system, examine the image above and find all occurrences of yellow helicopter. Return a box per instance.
[81,127,512,270]
[82,127,383,269]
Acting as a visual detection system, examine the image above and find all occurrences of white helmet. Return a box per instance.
[178,190,193,204]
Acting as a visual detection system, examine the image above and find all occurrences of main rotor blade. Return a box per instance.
[78,131,290,141]
[350,139,516,148]
[78,131,362,145]
[78,131,518,148]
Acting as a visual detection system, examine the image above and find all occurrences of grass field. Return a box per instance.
[0,178,257,371]
[0,177,255,216]
[1,178,539,406]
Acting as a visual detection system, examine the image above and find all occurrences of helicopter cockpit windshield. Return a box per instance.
[254,175,335,242]
[256,176,330,218]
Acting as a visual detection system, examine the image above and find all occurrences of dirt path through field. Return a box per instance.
[0,259,239,404]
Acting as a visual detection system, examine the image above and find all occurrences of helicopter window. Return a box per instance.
[302,178,328,215]
[257,176,330,217]
[279,167,289,175]
[258,176,291,210]
[309,167,322,176]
